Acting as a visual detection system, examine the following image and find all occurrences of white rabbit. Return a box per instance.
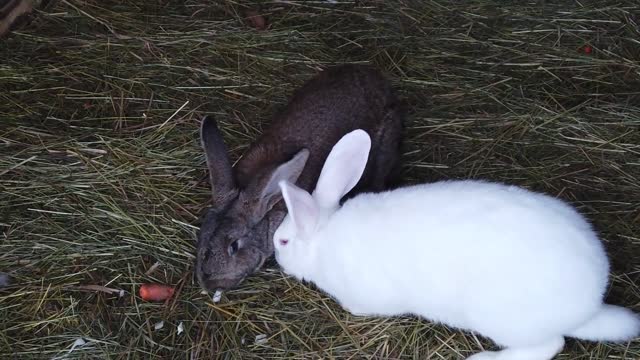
[273,129,640,360]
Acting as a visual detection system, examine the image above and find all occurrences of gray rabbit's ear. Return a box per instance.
[243,149,310,224]
[200,115,239,210]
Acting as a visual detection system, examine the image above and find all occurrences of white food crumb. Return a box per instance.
[177,322,184,335]
[154,320,164,330]
[212,290,222,303]
[200,290,208,295]
[118,289,125,298]
[68,338,86,353]
[255,334,268,345]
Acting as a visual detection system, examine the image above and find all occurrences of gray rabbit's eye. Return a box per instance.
[228,240,240,256]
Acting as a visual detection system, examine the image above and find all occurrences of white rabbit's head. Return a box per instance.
[273,130,372,279]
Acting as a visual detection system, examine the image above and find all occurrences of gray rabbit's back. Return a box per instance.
[236,64,403,194]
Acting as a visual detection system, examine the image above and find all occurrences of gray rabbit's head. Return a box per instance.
[195,116,308,291]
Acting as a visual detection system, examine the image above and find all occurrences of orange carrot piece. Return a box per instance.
[139,284,175,302]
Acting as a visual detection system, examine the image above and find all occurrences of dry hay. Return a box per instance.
[1,0,639,359]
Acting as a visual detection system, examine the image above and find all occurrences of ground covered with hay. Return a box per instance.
[1,0,639,358]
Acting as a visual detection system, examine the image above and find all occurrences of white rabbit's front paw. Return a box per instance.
[346,307,369,317]
[342,302,369,316]
[466,351,498,360]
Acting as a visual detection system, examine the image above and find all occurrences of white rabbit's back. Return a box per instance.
[313,180,609,346]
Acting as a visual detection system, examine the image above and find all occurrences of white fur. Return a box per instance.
[274,130,640,360]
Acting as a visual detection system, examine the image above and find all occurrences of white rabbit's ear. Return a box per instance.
[313,129,372,208]
[279,180,318,237]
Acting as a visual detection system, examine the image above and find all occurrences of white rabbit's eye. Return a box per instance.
[279,239,289,246]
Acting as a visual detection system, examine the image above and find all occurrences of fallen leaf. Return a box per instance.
[245,10,267,30]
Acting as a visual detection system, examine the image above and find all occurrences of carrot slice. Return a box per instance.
[139,284,175,302]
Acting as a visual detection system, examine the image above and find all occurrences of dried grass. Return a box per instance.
[1,0,639,358]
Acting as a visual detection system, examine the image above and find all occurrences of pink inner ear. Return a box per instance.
[279,239,289,246]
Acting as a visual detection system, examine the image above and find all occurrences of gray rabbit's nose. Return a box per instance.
[196,269,219,291]
[201,269,211,277]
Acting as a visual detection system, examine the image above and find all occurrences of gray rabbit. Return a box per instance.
[195,64,404,292]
